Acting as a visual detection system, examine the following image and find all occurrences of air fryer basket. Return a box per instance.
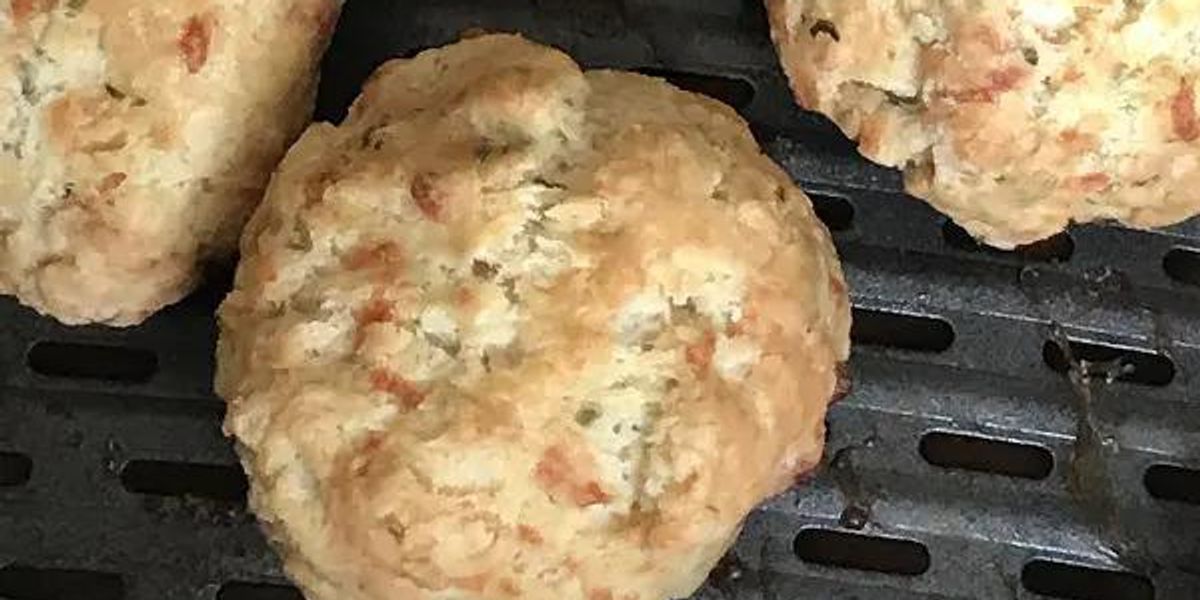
[2,1,1198,599]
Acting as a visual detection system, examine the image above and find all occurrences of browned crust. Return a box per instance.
[217,34,850,600]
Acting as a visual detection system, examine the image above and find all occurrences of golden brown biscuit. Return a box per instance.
[0,0,340,324]
[767,0,1200,247]
[216,34,850,600]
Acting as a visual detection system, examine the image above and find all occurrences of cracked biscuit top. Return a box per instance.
[768,0,1200,247]
[216,34,850,600]
[0,0,339,324]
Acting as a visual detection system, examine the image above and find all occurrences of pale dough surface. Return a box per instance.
[0,0,340,323]
[769,0,1200,247]
[217,34,851,600]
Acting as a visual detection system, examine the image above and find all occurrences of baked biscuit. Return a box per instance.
[217,34,850,600]
[0,0,340,324]
[768,0,1200,247]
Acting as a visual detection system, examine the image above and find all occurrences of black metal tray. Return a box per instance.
[3,1,1199,599]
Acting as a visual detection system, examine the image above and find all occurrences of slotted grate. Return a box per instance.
[2,1,1198,599]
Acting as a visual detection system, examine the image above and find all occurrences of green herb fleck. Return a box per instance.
[18,61,37,102]
[574,405,601,427]
[1022,47,1039,66]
